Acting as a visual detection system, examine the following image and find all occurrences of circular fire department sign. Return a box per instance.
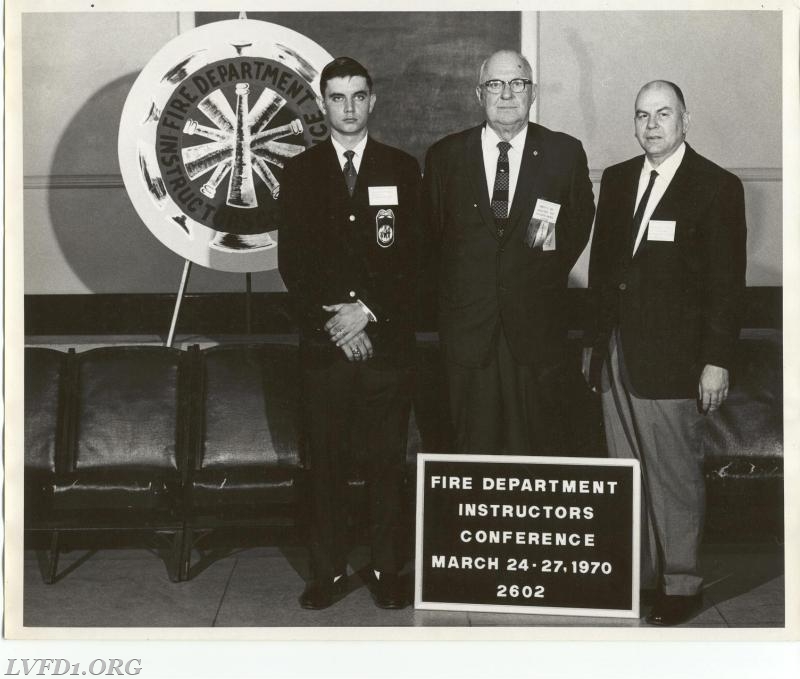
[118,20,333,272]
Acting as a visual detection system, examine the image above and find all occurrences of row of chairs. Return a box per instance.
[24,334,783,583]
[24,343,327,583]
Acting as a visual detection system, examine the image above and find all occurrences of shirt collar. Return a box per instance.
[482,123,528,152]
[331,133,368,166]
[643,142,686,181]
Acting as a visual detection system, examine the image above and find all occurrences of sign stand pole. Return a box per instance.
[245,272,252,335]
[165,262,255,347]
[166,259,192,348]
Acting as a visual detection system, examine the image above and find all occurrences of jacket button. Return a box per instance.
[618,283,627,291]
[349,214,355,222]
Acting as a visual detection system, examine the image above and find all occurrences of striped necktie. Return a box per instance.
[632,169,658,252]
[491,141,512,236]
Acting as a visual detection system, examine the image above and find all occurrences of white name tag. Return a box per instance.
[647,220,677,242]
[532,198,561,223]
[368,186,398,206]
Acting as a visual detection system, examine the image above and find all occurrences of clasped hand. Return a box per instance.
[323,302,372,361]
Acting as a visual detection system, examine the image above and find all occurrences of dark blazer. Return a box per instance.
[424,122,595,369]
[279,137,421,365]
[586,143,747,398]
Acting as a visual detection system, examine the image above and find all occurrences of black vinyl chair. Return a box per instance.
[30,346,190,583]
[182,343,304,580]
[24,348,70,583]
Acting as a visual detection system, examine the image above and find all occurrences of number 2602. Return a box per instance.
[496,584,545,599]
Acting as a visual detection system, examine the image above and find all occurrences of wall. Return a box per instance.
[20,10,782,295]
[535,11,782,287]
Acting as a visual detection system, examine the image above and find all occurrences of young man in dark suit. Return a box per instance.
[423,50,595,456]
[584,80,747,625]
[278,57,421,610]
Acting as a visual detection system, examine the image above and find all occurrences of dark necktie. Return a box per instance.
[343,150,357,197]
[631,169,658,251]
[491,141,512,236]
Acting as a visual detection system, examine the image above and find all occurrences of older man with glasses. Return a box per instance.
[423,50,595,456]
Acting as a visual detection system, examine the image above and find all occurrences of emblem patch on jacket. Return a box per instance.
[376,208,395,248]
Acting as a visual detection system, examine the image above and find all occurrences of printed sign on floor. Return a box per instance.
[415,454,640,618]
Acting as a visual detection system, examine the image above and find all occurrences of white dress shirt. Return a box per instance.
[331,134,368,172]
[632,142,686,254]
[481,124,528,209]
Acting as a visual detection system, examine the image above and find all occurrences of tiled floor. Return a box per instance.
[22,540,784,628]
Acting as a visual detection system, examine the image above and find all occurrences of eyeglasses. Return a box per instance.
[481,79,534,94]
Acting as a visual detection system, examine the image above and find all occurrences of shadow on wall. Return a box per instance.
[48,73,189,294]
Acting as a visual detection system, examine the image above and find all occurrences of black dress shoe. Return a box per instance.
[646,592,702,626]
[299,577,346,610]
[370,572,408,610]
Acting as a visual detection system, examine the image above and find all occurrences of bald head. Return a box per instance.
[478,50,533,85]
[634,80,690,166]
[636,80,686,112]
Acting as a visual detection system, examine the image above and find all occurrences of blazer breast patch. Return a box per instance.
[376,208,395,248]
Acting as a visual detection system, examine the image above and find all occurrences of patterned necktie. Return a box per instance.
[343,150,357,197]
[631,169,658,252]
[491,141,512,236]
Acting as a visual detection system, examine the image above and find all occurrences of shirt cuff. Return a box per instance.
[356,298,377,323]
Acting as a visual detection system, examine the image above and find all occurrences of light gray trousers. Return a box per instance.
[601,332,705,596]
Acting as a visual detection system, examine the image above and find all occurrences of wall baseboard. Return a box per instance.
[25,168,783,190]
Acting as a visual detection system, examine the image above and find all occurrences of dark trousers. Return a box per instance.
[446,326,568,456]
[301,353,411,580]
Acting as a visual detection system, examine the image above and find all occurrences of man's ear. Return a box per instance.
[682,110,691,135]
[317,95,326,116]
[368,92,377,113]
[475,86,483,106]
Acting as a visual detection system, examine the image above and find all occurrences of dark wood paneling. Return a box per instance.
[196,12,521,166]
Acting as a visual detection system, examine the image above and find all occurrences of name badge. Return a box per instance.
[525,219,557,251]
[525,199,560,251]
[532,198,561,223]
[647,220,676,242]
[369,186,398,206]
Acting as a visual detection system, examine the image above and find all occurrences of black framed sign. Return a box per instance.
[415,454,641,618]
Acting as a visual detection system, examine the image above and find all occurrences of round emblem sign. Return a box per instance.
[118,20,333,272]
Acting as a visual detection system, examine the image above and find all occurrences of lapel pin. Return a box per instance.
[533,150,539,156]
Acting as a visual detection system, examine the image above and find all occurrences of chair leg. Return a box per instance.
[155,529,183,582]
[45,531,60,584]
[170,529,184,583]
[180,527,194,581]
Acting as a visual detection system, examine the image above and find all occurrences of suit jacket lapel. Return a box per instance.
[321,138,349,198]
[358,136,376,187]
[506,123,544,236]
[464,125,497,238]
[623,157,644,261]
[649,144,695,223]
